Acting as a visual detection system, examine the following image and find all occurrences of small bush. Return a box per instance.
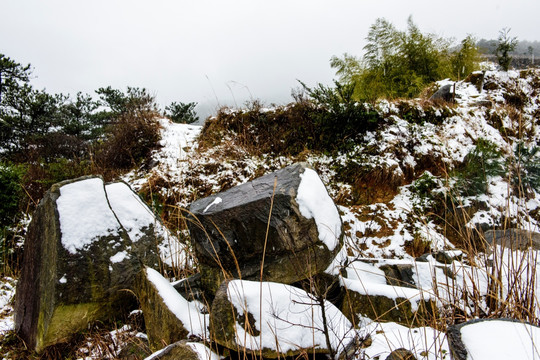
[0,163,25,228]
[95,101,161,170]
[199,87,382,157]
[511,142,540,197]
[165,101,199,124]
[454,138,506,196]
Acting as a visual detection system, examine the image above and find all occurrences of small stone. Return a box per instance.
[386,348,416,360]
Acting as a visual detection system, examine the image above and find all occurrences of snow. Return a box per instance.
[187,342,222,360]
[0,278,16,334]
[203,197,222,213]
[106,182,158,242]
[106,181,189,268]
[57,178,121,254]
[341,277,427,313]
[296,168,342,251]
[109,251,128,263]
[4,67,540,360]
[359,318,449,360]
[155,118,201,168]
[226,279,355,355]
[459,320,540,360]
[145,268,208,339]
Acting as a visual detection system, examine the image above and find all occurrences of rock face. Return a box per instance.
[341,288,435,326]
[14,176,166,352]
[187,163,343,292]
[210,279,355,358]
[484,229,540,250]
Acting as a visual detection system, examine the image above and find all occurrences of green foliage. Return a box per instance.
[511,142,540,196]
[0,163,24,228]
[331,17,480,101]
[58,92,103,139]
[165,101,199,124]
[454,139,506,196]
[452,35,481,80]
[0,54,31,102]
[300,81,381,151]
[410,172,445,216]
[95,88,161,169]
[496,28,518,71]
[201,82,382,156]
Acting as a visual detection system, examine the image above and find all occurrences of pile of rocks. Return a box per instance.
[14,164,445,359]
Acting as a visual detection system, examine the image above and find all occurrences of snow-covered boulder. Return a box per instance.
[136,268,208,351]
[187,163,343,293]
[210,279,356,358]
[447,319,540,360]
[14,176,171,353]
[340,260,437,326]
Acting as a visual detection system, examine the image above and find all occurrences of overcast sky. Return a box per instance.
[2,0,539,118]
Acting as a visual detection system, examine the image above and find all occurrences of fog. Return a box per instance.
[2,0,539,119]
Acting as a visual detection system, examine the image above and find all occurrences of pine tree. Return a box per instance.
[496,28,518,71]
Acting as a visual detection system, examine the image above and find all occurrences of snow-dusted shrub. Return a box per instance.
[200,92,382,156]
[95,101,161,170]
[510,142,540,197]
[454,138,506,196]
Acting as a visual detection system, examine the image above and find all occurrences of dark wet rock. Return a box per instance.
[187,163,343,293]
[430,84,455,102]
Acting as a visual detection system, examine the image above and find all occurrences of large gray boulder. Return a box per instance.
[14,176,168,352]
[187,163,343,292]
[484,229,540,250]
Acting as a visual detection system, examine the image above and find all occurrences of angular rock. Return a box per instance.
[136,267,209,351]
[447,319,540,360]
[14,177,166,352]
[144,340,220,360]
[430,84,455,102]
[340,261,437,327]
[484,229,540,250]
[379,264,416,289]
[341,287,435,326]
[187,163,343,292]
[210,279,355,359]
